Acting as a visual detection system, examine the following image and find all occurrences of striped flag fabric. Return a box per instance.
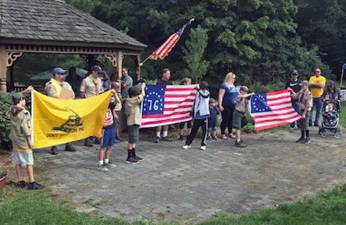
[249,89,302,131]
[140,85,197,128]
[149,19,194,60]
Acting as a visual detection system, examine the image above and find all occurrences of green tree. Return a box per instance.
[182,26,209,82]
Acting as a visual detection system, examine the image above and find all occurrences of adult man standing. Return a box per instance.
[308,68,326,126]
[80,65,104,147]
[285,70,301,128]
[121,67,133,98]
[155,68,173,143]
[45,67,77,155]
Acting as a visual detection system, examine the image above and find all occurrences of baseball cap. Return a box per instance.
[92,65,103,73]
[12,92,25,104]
[52,67,66,75]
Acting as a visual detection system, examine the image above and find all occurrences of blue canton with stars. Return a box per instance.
[250,93,272,113]
[142,85,165,115]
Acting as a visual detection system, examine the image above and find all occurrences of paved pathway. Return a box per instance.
[37,128,346,223]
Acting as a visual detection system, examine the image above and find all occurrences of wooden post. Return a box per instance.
[135,54,141,81]
[117,51,123,83]
[0,47,8,92]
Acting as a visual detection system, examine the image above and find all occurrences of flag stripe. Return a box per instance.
[250,89,302,131]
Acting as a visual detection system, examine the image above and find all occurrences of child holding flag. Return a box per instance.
[8,92,44,190]
[125,83,146,163]
[183,81,210,151]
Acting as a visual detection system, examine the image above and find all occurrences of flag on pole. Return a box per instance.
[140,85,197,128]
[249,89,302,131]
[32,90,112,148]
[149,19,194,60]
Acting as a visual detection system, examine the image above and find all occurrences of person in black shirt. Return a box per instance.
[285,70,301,128]
[155,68,172,143]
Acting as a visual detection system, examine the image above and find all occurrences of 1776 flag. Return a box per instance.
[249,89,302,131]
[149,19,194,60]
[140,85,197,128]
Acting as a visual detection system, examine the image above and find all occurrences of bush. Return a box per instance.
[0,92,12,145]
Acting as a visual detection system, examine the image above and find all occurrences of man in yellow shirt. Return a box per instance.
[308,68,326,126]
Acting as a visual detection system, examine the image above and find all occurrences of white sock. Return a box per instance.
[163,130,168,137]
[99,160,104,166]
[237,139,241,142]
[104,158,109,164]
[156,132,161,137]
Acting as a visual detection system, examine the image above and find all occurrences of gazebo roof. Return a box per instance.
[0,0,146,52]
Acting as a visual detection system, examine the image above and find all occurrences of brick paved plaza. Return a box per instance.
[37,128,346,223]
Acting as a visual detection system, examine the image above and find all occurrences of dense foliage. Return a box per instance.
[0,92,12,144]
[64,0,337,86]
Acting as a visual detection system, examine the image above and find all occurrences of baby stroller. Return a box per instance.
[318,100,341,138]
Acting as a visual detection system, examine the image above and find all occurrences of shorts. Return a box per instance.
[101,126,116,148]
[232,110,245,129]
[12,150,34,166]
[179,121,192,129]
[128,125,139,144]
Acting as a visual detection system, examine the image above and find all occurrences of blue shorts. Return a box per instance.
[101,126,116,148]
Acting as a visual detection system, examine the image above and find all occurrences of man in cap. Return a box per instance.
[45,67,77,155]
[285,70,301,128]
[80,65,104,147]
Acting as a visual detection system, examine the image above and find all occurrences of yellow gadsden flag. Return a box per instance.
[32,90,112,149]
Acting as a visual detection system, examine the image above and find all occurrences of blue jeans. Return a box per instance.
[308,97,322,125]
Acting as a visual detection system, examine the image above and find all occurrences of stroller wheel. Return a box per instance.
[319,127,327,137]
[335,127,342,138]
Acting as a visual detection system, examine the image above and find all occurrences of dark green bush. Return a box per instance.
[0,92,12,144]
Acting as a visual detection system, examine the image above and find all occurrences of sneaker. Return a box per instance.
[154,136,161,143]
[126,157,138,164]
[94,138,101,144]
[200,146,207,151]
[229,133,236,139]
[161,136,172,142]
[295,137,305,143]
[182,145,191,150]
[105,162,117,169]
[290,123,295,128]
[308,122,313,127]
[27,181,44,190]
[235,140,247,148]
[15,180,27,189]
[50,146,58,155]
[221,135,228,140]
[212,136,218,141]
[134,155,143,161]
[97,164,109,171]
[313,123,319,127]
[64,144,76,152]
[303,138,311,144]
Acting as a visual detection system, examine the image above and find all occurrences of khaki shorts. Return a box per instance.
[12,151,34,166]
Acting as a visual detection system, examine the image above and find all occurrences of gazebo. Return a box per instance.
[0,0,146,91]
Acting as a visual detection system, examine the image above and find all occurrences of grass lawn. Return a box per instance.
[2,185,346,225]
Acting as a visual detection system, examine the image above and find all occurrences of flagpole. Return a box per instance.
[139,18,195,67]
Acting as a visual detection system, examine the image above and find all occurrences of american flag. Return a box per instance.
[249,89,302,131]
[140,85,197,128]
[149,19,194,60]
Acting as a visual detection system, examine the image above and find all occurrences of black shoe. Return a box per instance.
[15,180,27,189]
[84,139,93,147]
[290,123,295,128]
[308,122,313,127]
[126,157,138,164]
[133,152,143,161]
[105,161,117,169]
[295,137,305,143]
[27,181,44,190]
[94,139,101,144]
[314,123,319,127]
[161,136,171,142]
[50,146,58,155]
[65,144,76,152]
[303,137,311,144]
[154,136,160,143]
[235,140,247,148]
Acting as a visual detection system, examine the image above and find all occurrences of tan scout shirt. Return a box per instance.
[7,106,32,152]
[80,75,103,98]
[124,84,145,126]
